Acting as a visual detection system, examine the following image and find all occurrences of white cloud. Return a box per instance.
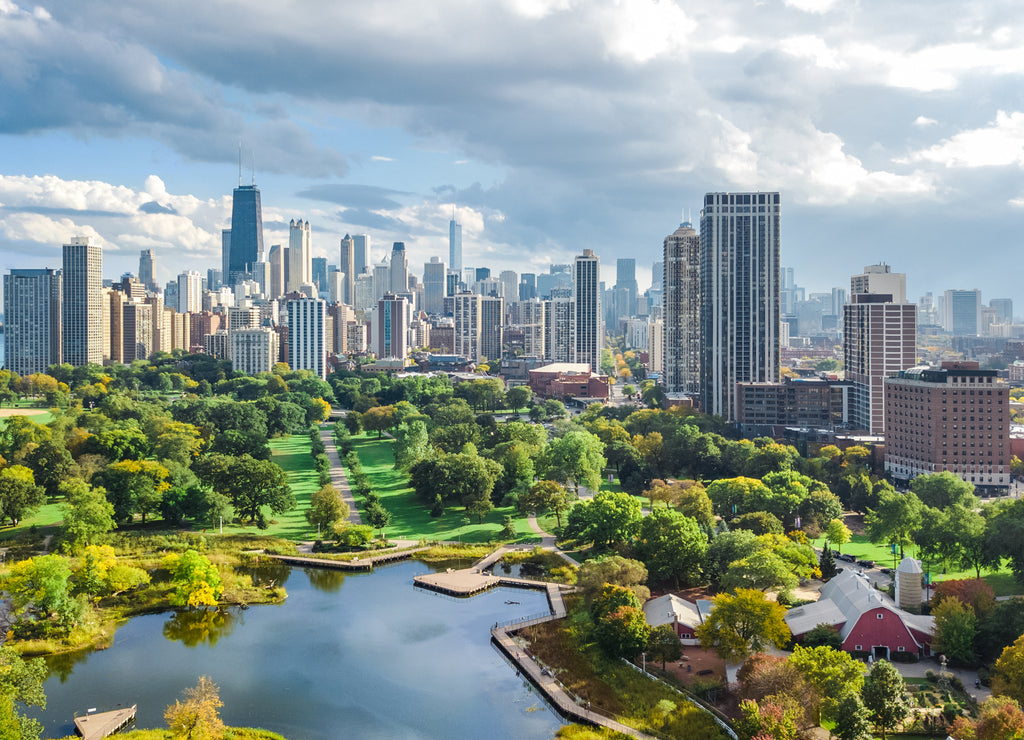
[909,111,1024,168]
[780,34,846,70]
[598,0,695,64]
[784,0,841,13]
[371,155,395,162]
[914,116,938,127]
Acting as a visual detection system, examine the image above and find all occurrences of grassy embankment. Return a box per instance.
[56,729,288,740]
[811,532,1023,597]
[347,432,540,544]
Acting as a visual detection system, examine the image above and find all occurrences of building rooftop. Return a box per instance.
[531,363,592,374]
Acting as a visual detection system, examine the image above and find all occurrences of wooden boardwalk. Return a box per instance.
[266,546,428,571]
[74,705,136,739]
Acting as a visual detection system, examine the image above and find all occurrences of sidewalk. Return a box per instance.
[320,426,362,525]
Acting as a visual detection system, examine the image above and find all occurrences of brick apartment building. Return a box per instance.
[884,361,1010,492]
[735,377,852,437]
[528,362,609,400]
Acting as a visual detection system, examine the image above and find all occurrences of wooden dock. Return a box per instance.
[265,546,428,571]
[74,705,136,739]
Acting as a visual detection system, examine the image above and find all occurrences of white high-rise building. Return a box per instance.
[572,249,601,373]
[851,263,907,305]
[547,297,573,363]
[230,327,279,375]
[449,216,462,274]
[499,270,518,302]
[372,260,390,301]
[328,268,345,304]
[339,234,355,305]
[354,273,375,313]
[177,271,203,314]
[268,244,285,299]
[663,222,701,395]
[62,236,104,366]
[4,268,62,376]
[700,192,780,420]
[454,292,482,362]
[287,297,327,379]
[286,219,311,292]
[423,257,447,315]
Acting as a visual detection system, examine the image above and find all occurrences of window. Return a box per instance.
[898,646,905,652]
[855,644,863,651]
[877,613,884,620]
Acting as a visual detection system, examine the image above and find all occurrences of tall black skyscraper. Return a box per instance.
[228,184,264,284]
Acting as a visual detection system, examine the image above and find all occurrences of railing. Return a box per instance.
[494,611,553,629]
[621,659,738,740]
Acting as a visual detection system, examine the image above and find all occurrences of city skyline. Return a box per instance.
[2,2,1024,304]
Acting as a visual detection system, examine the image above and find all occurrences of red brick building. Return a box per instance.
[528,362,609,400]
[884,361,1010,492]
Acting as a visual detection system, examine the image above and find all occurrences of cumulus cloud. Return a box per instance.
[907,111,1024,168]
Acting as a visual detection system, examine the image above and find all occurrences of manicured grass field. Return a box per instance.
[348,433,539,543]
[812,532,1024,597]
[0,500,64,541]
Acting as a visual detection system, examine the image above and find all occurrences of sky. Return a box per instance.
[2,0,1024,307]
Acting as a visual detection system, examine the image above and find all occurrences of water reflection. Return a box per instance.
[236,558,291,588]
[304,567,346,592]
[46,648,92,684]
[162,609,237,648]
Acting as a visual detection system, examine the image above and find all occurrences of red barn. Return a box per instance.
[785,570,934,660]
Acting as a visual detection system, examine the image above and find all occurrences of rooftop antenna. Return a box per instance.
[238,142,242,187]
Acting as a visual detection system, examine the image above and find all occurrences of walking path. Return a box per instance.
[266,545,429,571]
[320,426,362,525]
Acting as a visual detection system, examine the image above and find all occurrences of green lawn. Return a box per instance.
[813,533,1024,597]
[0,500,65,541]
[348,433,539,544]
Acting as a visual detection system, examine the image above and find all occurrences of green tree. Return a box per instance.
[862,659,911,740]
[0,645,47,740]
[93,459,171,524]
[721,549,798,593]
[197,454,294,529]
[164,549,223,608]
[577,555,650,603]
[825,518,852,553]
[365,500,392,538]
[706,476,772,519]
[789,644,865,724]
[646,623,683,669]
[5,554,80,631]
[932,597,979,667]
[59,479,115,549]
[23,438,76,499]
[910,471,978,509]
[865,489,922,559]
[992,633,1024,704]
[695,588,790,662]
[305,484,350,535]
[506,385,532,412]
[736,696,801,740]
[634,509,707,588]
[594,605,650,659]
[164,675,225,740]
[803,623,843,650]
[704,529,760,588]
[563,489,642,549]
[0,465,45,526]
[519,480,573,527]
[833,694,873,740]
[392,420,430,471]
[541,430,606,494]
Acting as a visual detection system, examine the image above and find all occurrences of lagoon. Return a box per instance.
[31,560,563,739]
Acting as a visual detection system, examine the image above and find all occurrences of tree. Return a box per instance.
[202,454,294,529]
[706,476,772,519]
[594,605,650,659]
[506,385,532,412]
[862,660,910,740]
[306,484,350,534]
[933,597,979,667]
[577,555,650,604]
[5,554,80,631]
[392,420,430,471]
[833,694,873,740]
[93,459,171,524]
[541,430,606,494]
[789,644,865,724]
[803,623,843,650]
[951,696,1024,740]
[825,518,852,553]
[519,480,573,527]
[647,624,683,669]
[730,511,784,535]
[0,465,45,526]
[634,509,707,588]
[992,633,1024,704]
[23,439,76,500]
[911,471,978,509]
[60,479,115,549]
[865,489,922,559]
[695,588,790,662]
[721,549,798,593]
[819,546,839,580]
[0,645,47,740]
[736,696,801,740]
[365,501,392,538]
[361,405,395,438]
[164,675,225,740]
[163,549,223,608]
[704,529,760,588]
[563,490,642,549]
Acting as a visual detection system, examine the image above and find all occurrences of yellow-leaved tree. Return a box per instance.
[162,550,223,609]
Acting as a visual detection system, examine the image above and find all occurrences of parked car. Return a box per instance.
[857,559,875,569]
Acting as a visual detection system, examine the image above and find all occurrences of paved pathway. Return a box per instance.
[320,426,361,525]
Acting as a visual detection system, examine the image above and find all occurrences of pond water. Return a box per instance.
[30,560,564,739]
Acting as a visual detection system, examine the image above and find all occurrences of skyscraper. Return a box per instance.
[139,249,156,292]
[4,268,62,375]
[423,257,447,315]
[700,192,781,420]
[339,234,355,305]
[177,271,203,314]
[374,294,410,360]
[221,230,231,287]
[573,249,601,373]
[312,257,328,294]
[943,289,982,336]
[390,242,408,294]
[352,234,370,276]
[228,184,264,284]
[286,297,327,379]
[62,236,104,366]
[499,270,518,302]
[613,258,638,321]
[449,215,462,274]
[268,244,285,299]
[663,222,701,395]
[454,292,482,362]
[287,219,311,292]
[851,264,907,304]
[481,296,504,363]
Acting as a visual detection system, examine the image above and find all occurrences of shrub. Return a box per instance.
[889,651,919,663]
[925,669,937,683]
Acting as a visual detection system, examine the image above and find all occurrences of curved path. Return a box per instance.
[320,426,362,525]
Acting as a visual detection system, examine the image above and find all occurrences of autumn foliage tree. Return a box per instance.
[164,675,225,740]
[696,588,791,662]
[163,549,223,609]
